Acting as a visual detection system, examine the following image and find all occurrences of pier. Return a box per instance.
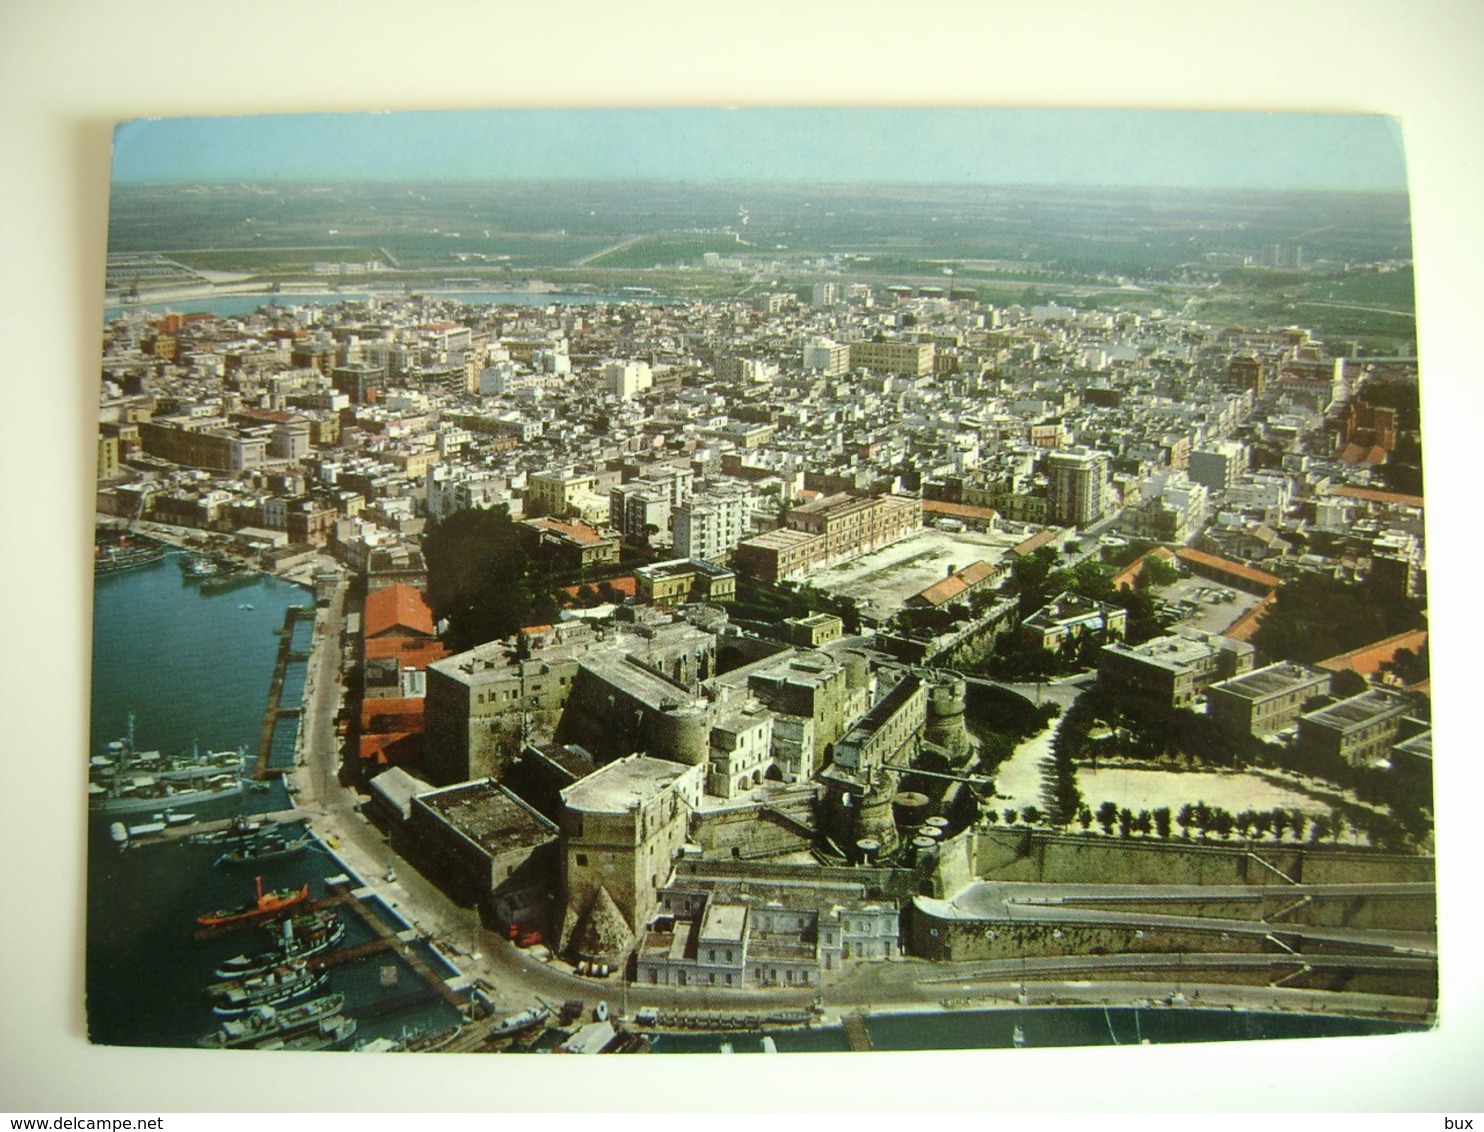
[842,1013,874,1052]
[315,883,470,1012]
[254,604,313,781]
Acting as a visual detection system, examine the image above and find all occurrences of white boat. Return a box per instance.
[490,1004,550,1037]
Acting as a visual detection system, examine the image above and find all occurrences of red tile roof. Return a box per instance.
[922,500,999,523]
[1221,591,1275,642]
[1175,547,1281,590]
[360,697,426,733]
[1111,546,1176,591]
[526,516,610,546]
[363,583,436,639]
[364,636,450,670]
[1317,628,1429,676]
[1329,485,1425,509]
[559,576,638,599]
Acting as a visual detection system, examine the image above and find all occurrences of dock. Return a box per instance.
[255,604,313,781]
[316,883,470,1012]
[842,1013,874,1052]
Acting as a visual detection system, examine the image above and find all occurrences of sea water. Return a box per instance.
[86,554,463,1049]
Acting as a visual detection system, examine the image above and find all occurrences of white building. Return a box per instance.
[673,484,754,564]
[605,359,653,400]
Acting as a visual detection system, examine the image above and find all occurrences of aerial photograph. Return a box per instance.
[87,107,1435,1058]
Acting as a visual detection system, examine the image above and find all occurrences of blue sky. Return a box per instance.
[112,108,1408,192]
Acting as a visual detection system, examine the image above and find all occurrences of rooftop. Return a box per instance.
[1302,688,1412,733]
[1212,662,1328,700]
[562,754,697,814]
[417,779,557,855]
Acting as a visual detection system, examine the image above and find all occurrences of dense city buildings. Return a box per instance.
[94,244,1435,1047]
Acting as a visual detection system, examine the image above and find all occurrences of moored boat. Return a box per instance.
[215,835,310,867]
[197,993,346,1050]
[209,963,329,1016]
[197,877,310,928]
[213,915,344,979]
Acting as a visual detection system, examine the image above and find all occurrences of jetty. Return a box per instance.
[254,604,313,781]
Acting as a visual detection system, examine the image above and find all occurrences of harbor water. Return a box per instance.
[87,552,463,1049]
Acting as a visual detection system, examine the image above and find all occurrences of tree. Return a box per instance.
[424,506,557,654]
[1021,804,1043,826]
[1176,804,1194,839]
[1077,806,1094,832]
[1097,801,1118,836]
[1330,669,1368,699]
[1117,807,1134,838]
[1153,808,1172,839]
[1003,808,1019,825]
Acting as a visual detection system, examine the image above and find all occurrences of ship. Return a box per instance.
[197,993,349,1050]
[213,914,344,979]
[196,876,310,928]
[215,834,311,867]
[209,963,330,1016]
[253,1013,357,1052]
[94,538,166,576]
[88,716,246,814]
[179,554,224,580]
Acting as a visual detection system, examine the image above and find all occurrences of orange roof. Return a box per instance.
[1317,628,1428,676]
[911,560,996,607]
[1111,546,1176,591]
[360,697,426,732]
[526,516,610,546]
[1221,591,1275,642]
[1175,547,1281,590]
[364,583,436,639]
[364,636,450,670]
[1329,485,1425,509]
[1013,529,1062,557]
[559,576,638,599]
[922,500,1000,522]
[359,731,421,765]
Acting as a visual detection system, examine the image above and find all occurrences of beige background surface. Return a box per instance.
[2,0,1480,1112]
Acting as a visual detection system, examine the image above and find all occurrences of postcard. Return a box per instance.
[88,108,1432,1057]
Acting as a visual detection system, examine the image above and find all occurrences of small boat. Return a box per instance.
[216,835,310,867]
[490,1004,551,1038]
[238,603,255,611]
[196,877,310,928]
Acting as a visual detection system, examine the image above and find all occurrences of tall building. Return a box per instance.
[558,754,705,960]
[847,338,935,376]
[1044,445,1110,527]
[673,484,753,563]
[1189,441,1249,494]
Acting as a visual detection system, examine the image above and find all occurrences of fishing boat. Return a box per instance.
[197,994,346,1050]
[196,877,310,928]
